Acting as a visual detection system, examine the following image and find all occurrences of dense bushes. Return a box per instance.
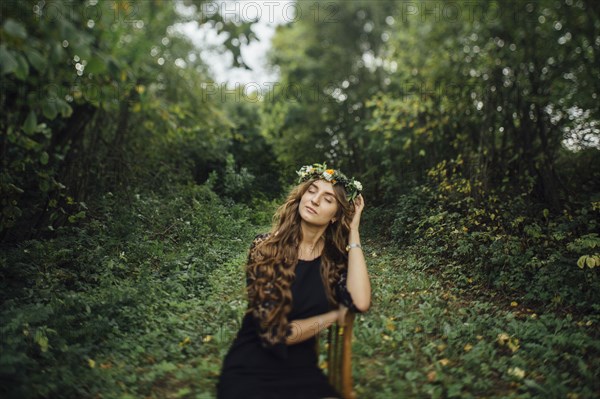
[0,182,275,398]
[385,158,600,314]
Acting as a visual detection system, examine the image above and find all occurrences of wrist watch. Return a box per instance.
[345,243,362,252]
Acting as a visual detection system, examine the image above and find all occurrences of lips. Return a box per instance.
[306,206,318,215]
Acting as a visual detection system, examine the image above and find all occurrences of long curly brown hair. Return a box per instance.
[245,177,356,347]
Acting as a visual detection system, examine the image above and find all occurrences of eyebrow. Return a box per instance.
[310,183,335,196]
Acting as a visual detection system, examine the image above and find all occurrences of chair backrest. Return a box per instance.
[315,311,357,399]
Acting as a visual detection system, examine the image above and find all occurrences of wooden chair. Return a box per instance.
[315,311,357,399]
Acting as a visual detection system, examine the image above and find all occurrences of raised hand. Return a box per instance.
[350,194,365,230]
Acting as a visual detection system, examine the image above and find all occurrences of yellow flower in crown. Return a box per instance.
[296,162,362,203]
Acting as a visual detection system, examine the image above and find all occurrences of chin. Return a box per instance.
[300,212,320,224]
[303,214,318,223]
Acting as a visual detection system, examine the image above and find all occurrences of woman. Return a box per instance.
[216,163,371,399]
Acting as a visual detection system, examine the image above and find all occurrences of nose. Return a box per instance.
[310,194,320,206]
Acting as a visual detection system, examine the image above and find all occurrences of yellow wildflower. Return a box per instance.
[497,332,510,345]
[508,367,525,379]
[508,338,520,353]
[386,319,396,331]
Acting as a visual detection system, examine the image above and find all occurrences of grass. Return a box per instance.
[348,242,600,399]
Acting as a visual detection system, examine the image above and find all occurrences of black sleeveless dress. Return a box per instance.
[216,233,364,399]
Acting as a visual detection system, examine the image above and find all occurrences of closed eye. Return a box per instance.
[308,185,335,203]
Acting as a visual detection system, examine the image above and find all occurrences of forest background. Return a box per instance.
[1,1,599,398]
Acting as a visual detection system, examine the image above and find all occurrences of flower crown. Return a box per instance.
[296,162,363,203]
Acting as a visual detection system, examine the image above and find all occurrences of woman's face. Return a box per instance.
[299,179,339,226]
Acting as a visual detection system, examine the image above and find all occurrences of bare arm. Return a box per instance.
[285,309,339,345]
[346,227,372,312]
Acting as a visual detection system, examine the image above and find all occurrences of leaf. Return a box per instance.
[14,53,29,80]
[523,378,546,392]
[405,370,421,381]
[156,361,177,373]
[85,56,108,74]
[40,152,49,165]
[25,48,46,71]
[68,211,86,223]
[577,255,586,269]
[70,36,92,61]
[3,19,27,39]
[0,44,18,75]
[447,383,463,397]
[39,179,50,192]
[34,329,49,352]
[22,111,38,135]
[55,98,73,118]
[8,183,24,194]
[42,99,58,120]
[51,42,65,62]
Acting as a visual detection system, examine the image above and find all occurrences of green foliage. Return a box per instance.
[0,182,263,398]
[225,99,283,199]
[0,0,267,242]
[261,0,397,181]
[349,244,600,399]
[263,0,600,208]
[386,162,600,313]
[222,163,255,202]
[2,0,600,396]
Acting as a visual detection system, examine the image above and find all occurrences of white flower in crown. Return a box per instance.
[297,166,311,178]
[322,171,333,181]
